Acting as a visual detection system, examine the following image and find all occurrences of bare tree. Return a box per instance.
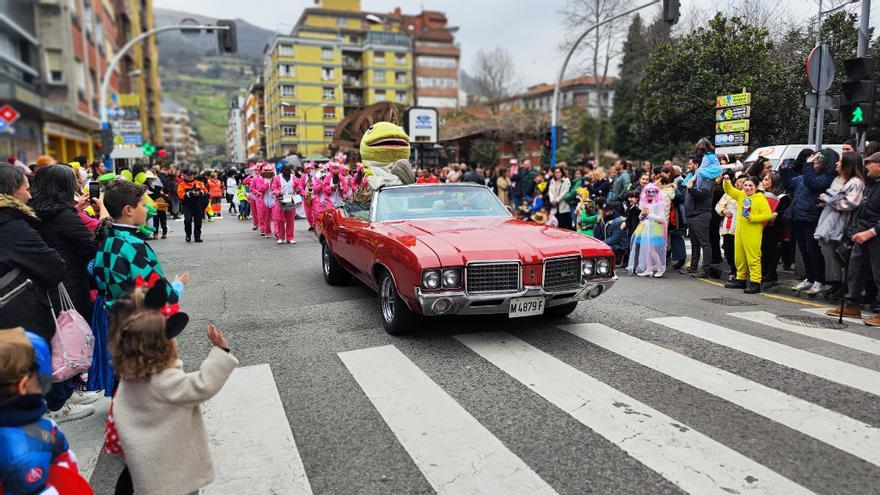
[471,46,519,102]
[559,0,628,162]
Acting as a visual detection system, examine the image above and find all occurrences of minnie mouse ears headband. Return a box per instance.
[138,276,189,339]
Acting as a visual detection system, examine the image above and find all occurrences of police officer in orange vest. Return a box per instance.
[177,169,208,242]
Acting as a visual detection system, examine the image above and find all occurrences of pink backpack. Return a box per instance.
[49,283,95,382]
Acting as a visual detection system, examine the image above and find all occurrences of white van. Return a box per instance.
[740,144,844,171]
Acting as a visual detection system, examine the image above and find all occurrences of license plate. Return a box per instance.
[508,296,545,318]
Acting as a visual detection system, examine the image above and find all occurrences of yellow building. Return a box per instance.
[116,0,164,146]
[264,0,413,158]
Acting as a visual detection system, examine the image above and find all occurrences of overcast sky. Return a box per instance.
[154,0,875,87]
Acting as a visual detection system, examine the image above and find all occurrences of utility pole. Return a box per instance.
[550,0,679,166]
[808,0,823,145]
[858,0,871,155]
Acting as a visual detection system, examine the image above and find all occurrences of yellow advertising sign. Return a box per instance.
[715,119,750,133]
[716,92,751,109]
[117,94,140,107]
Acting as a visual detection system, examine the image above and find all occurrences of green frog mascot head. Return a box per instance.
[359,122,415,188]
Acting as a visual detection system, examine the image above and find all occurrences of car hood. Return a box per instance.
[382,217,612,266]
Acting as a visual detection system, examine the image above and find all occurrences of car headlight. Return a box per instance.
[442,268,461,288]
[596,258,612,276]
[422,270,441,289]
[581,258,595,278]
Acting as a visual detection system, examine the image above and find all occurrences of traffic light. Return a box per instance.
[543,131,552,157]
[101,124,114,156]
[662,0,681,25]
[839,57,875,128]
[142,142,156,157]
[829,96,852,138]
[557,126,569,147]
[217,20,238,54]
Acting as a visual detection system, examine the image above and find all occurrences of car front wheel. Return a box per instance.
[378,270,418,335]
[322,240,351,286]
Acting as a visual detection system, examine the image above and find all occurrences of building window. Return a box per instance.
[373,51,385,64]
[395,72,406,84]
[281,125,297,137]
[280,84,295,97]
[46,49,64,83]
[279,44,293,56]
[373,70,386,83]
[374,91,387,102]
[83,2,94,34]
[75,59,86,99]
[322,67,334,81]
[95,19,104,46]
[416,56,457,69]
[281,105,296,117]
[395,53,406,65]
[279,64,294,77]
[323,106,335,119]
[322,47,333,60]
[416,76,457,89]
[337,17,348,27]
[322,87,335,100]
[324,127,335,138]
[395,91,406,103]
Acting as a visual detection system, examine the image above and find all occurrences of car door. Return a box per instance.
[336,206,371,274]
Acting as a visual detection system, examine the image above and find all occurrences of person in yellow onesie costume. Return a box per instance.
[722,174,774,293]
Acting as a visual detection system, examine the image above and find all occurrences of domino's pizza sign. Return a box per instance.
[406,107,439,143]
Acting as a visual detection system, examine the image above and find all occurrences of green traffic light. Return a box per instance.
[852,107,865,124]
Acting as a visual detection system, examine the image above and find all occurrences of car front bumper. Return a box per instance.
[412,276,617,317]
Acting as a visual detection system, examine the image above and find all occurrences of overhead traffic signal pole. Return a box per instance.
[99,22,236,171]
[549,0,678,166]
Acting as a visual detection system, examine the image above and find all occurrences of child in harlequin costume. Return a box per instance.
[94,179,188,308]
[722,175,773,294]
[271,163,296,244]
[627,182,668,278]
[0,329,93,495]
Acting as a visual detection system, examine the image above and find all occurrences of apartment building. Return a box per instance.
[244,78,266,160]
[392,8,459,112]
[161,98,199,165]
[0,0,44,160]
[264,0,413,158]
[493,76,618,119]
[227,95,246,163]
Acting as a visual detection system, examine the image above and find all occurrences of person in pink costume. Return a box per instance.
[296,162,317,231]
[250,163,275,237]
[271,162,296,244]
[242,164,260,232]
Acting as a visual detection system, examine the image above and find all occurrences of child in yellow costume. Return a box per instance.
[722,175,773,294]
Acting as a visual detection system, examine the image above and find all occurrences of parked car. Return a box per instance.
[316,183,617,334]
[742,144,844,171]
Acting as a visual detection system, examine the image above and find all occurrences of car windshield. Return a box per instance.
[374,185,511,222]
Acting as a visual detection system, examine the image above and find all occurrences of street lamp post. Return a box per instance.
[99,23,231,170]
[550,0,662,166]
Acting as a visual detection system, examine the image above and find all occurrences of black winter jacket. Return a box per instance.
[0,195,65,341]
[35,204,97,321]
[780,154,836,224]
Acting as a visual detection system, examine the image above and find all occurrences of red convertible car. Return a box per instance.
[316,183,616,334]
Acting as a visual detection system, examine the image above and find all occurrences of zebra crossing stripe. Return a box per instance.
[202,364,313,494]
[650,317,880,396]
[338,345,557,495]
[561,323,880,467]
[455,332,814,495]
[730,311,880,356]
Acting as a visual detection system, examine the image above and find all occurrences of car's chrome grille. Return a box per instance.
[466,263,519,293]
[543,256,582,291]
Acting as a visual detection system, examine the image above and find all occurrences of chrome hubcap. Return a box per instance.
[322,245,331,276]
[380,276,396,323]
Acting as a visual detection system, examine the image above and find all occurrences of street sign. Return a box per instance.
[716,92,751,109]
[716,119,750,133]
[715,145,749,156]
[716,106,751,121]
[109,93,143,148]
[714,132,749,146]
[807,44,835,92]
[0,104,20,125]
[804,92,834,109]
[405,107,439,143]
[0,120,7,133]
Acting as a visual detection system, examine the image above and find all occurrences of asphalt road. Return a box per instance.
[84,212,880,495]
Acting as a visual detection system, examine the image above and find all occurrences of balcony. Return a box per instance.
[343,96,364,107]
[342,59,362,70]
[342,77,363,88]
